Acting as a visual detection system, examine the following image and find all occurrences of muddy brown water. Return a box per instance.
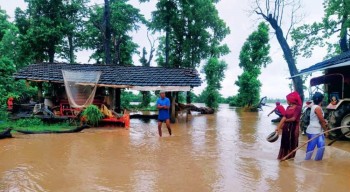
[1,104,350,192]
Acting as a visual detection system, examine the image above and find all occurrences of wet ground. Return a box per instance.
[1,104,350,192]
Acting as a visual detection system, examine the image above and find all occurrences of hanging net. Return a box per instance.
[62,70,102,109]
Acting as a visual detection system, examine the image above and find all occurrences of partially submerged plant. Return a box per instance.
[81,105,103,126]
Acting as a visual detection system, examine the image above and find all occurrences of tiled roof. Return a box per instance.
[14,63,202,87]
[299,51,350,74]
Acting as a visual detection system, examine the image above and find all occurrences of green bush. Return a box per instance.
[82,105,103,126]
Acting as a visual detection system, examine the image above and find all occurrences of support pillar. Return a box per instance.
[166,92,176,123]
[186,91,191,104]
[171,93,176,123]
[114,88,121,113]
[37,82,43,103]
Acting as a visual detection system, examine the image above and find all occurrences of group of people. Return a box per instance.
[269,91,329,161]
[158,89,329,161]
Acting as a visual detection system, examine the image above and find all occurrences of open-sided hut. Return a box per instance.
[13,63,202,125]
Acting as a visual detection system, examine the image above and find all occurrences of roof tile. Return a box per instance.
[14,63,202,87]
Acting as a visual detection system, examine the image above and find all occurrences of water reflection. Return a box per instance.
[1,104,350,191]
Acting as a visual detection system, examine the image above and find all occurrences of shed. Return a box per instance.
[13,63,202,123]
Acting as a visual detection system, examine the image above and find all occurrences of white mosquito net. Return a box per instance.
[62,70,102,109]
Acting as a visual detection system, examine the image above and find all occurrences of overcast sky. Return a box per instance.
[0,0,326,99]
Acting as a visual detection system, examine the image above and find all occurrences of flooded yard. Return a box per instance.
[1,104,350,192]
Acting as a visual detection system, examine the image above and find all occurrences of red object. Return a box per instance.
[277,105,302,160]
[275,105,286,116]
[7,97,14,110]
[101,114,130,128]
[286,91,302,106]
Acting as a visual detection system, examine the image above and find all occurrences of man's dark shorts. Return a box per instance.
[158,118,169,123]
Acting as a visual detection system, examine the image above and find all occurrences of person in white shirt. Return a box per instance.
[305,92,328,161]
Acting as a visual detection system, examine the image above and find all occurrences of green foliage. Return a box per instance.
[14,118,43,127]
[15,0,69,62]
[84,1,145,64]
[140,91,151,107]
[0,9,37,106]
[82,105,104,126]
[150,0,230,68]
[234,22,271,107]
[203,57,227,109]
[58,0,90,63]
[291,0,350,56]
[227,95,239,107]
[0,117,73,132]
[121,91,143,109]
[0,107,8,121]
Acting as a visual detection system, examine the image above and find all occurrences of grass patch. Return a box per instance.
[0,118,75,132]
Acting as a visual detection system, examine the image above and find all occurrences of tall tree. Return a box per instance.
[202,57,227,109]
[103,0,112,64]
[59,0,89,63]
[150,0,230,68]
[145,0,230,103]
[235,22,271,107]
[138,32,155,107]
[0,8,36,103]
[291,0,350,57]
[15,0,68,63]
[84,1,145,64]
[254,0,305,102]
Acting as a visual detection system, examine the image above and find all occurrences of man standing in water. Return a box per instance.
[156,91,172,137]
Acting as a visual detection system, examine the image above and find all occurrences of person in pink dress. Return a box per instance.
[275,91,302,160]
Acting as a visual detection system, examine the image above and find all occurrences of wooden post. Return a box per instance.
[186,91,191,104]
[37,82,43,102]
[171,92,176,123]
[114,88,121,113]
[166,92,175,123]
[109,87,115,110]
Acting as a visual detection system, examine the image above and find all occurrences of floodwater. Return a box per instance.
[1,104,350,192]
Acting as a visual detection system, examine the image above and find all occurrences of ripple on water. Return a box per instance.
[0,164,45,192]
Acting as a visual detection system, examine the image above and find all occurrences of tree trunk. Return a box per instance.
[267,16,304,103]
[113,35,122,65]
[48,45,55,63]
[68,35,74,63]
[165,26,170,67]
[104,0,111,65]
[186,91,191,104]
[141,91,150,107]
[165,1,170,68]
[340,14,349,52]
